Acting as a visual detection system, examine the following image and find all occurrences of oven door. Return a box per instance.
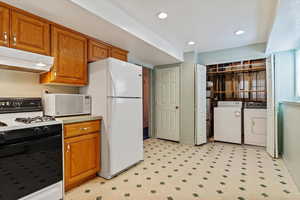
[0,134,62,200]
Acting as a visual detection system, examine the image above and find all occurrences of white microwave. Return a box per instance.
[43,94,91,117]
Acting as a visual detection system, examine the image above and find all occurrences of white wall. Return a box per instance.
[180,52,197,145]
[0,69,79,97]
[198,43,266,65]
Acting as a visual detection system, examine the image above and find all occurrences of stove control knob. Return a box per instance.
[34,127,42,135]
[43,126,50,134]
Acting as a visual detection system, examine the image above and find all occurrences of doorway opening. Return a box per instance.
[205,59,267,145]
[143,67,151,140]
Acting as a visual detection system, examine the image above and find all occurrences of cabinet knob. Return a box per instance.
[3,32,8,44]
[12,34,17,46]
[66,144,70,152]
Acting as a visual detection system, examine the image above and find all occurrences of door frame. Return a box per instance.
[195,64,207,145]
[266,55,278,158]
[153,64,181,140]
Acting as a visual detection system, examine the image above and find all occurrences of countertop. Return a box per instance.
[56,115,102,124]
[281,100,300,106]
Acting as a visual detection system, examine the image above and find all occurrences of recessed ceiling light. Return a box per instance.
[235,30,245,35]
[188,41,195,45]
[157,12,168,19]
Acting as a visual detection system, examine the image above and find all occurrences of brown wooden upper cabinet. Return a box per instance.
[40,26,88,85]
[0,6,10,47]
[88,39,110,62]
[11,11,50,55]
[111,47,128,62]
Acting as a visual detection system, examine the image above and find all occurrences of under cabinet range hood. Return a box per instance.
[0,46,54,73]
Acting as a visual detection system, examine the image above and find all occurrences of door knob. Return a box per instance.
[235,111,241,117]
[175,106,179,109]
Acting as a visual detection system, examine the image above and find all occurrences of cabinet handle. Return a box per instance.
[3,32,8,44]
[80,127,89,131]
[12,34,17,46]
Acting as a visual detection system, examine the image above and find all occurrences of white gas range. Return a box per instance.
[0,98,63,200]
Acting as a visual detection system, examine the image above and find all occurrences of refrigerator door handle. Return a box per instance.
[109,71,117,97]
[108,96,141,99]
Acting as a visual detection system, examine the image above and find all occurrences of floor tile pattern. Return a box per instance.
[66,138,300,200]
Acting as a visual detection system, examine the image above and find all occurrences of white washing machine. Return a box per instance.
[214,101,242,144]
[244,102,267,146]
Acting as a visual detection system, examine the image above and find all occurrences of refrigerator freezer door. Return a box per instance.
[108,59,142,98]
[107,97,143,176]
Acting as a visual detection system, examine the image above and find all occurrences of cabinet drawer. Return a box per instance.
[64,120,100,138]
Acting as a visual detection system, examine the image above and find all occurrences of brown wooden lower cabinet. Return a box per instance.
[64,120,101,191]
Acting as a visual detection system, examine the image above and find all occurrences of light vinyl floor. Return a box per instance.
[66,138,300,200]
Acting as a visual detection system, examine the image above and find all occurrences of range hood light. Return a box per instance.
[0,46,54,73]
[36,62,47,67]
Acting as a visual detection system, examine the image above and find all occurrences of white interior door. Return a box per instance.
[155,67,180,141]
[195,65,207,145]
[266,55,277,158]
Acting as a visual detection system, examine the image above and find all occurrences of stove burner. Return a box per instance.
[15,116,56,124]
[0,121,7,127]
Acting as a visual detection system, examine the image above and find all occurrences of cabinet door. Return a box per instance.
[51,26,87,85]
[111,47,128,62]
[0,6,9,47]
[11,10,50,55]
[65,133,100,189]
[88,39,110,62]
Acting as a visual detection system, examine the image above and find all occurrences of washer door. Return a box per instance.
[214,107,242,144]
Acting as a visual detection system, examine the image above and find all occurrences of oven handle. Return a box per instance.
[0,134,61,158]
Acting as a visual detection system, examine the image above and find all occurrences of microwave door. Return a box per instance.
[54,96,87,116]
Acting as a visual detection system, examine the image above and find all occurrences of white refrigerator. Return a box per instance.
[81,58,143,179]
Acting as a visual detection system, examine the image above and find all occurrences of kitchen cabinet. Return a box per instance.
[0,6,9,47]
[11,10,50,55]
[64,120,101,191]
[0,2,129,85]
[40,26,88,85]
[111,47,128,62]
[88,39,110,62]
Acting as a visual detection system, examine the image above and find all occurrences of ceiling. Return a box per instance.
[267,0,300,53]
[109,0,277,53]
[3,0,183,67]
[3,0,277,66]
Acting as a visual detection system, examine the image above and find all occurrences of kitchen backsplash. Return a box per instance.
[0,69,79,97]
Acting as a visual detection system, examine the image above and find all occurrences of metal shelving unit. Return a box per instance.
[207,58,267,102]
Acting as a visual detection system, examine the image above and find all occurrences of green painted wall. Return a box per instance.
[180,52,197,145]
[274,50,295,154]
[282,102,300,190]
